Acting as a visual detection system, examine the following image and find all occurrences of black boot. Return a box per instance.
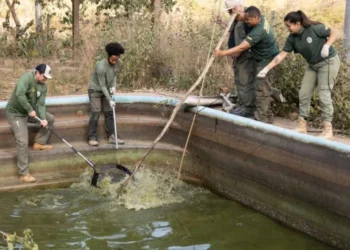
[231,106,254,118]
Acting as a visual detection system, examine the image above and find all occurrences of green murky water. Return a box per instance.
[0,168,335,250]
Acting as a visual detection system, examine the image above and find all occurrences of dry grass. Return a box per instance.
[0,0,348,100]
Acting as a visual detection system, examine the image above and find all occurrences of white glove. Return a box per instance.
[110,87,116,94]
[257,67,269,78]
[321,44,330,58]
[109,100,115,108]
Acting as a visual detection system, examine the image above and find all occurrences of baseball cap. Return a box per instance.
[225,0,245,10]
[35,64,53,79]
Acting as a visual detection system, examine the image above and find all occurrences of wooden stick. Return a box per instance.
[117,13,237,197]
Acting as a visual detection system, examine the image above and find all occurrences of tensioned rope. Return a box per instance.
[116,6,237,198]
[171,0,224,191]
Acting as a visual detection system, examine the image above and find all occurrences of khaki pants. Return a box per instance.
[299,55,340,122]
[7,112,54,176]
[233,54,255,112]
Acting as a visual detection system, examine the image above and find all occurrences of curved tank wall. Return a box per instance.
[1,94,350,249]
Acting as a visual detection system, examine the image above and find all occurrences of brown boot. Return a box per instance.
[33,143,53,150]
[318,122,333,140]
[20,174,36,183]
[294,116,307,133]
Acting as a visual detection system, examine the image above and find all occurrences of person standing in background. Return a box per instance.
[87,42,125,146]
[257,11,340,139]
[216,0,255,117]
[215,6,279,123]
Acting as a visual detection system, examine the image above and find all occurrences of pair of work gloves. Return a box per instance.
[257,44,331,78]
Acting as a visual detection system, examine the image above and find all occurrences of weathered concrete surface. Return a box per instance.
[1,94,350,249]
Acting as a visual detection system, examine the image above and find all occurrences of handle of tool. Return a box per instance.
[34,116,97,171]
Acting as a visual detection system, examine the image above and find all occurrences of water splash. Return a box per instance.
[73,165,206,211]
[116,168,188,211]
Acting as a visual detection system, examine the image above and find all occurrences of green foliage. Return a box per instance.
[273,54,306,116]
[1,229,39,250]
[331,54,350,131]
[17,32,55,57]
[89,0,177,16]
[0,31,58,57]
[94,15,157,88]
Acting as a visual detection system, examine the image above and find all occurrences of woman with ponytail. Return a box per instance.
[257,10,340,139]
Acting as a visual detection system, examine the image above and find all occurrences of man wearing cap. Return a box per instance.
[6,64,54,183]
[217,0,255,117]
[215,6,279,124]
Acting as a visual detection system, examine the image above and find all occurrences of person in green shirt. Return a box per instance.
[215,6,279,123]
[257,10,340,139]
[88,42,125,146]
[6,64,54,183]
[216,0,255,117]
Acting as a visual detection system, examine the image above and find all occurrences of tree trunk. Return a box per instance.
[72,0,80,50]
[4,0,21,37]
[151,0,161,25]
[46,14,52,39]
[270,10,276,31]
[35,0,43,33]
[344,0,350,62]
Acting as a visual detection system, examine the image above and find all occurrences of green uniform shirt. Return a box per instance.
[283,24,336,65]
[233,21,253,60]
[88,58,119,101]
[6,72,47,119]
[245,16,279,66]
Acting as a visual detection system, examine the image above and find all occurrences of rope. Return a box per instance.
[116,11,237,198]
[171,0,223,190]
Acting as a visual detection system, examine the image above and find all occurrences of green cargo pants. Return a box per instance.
[88,89,114,141]
[254,64,276,123]
[299,55,340,122]
[233,52,255,112]
[6,112,55,176]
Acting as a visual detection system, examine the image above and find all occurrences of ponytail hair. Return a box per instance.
[284,10,321,27]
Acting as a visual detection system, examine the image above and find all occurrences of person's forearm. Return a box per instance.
[17,94,33,113]
[266,51,288,70]
[326,29,338,46]
[36,95,47,119]
[113,77,117,89]
[101,86,112,101]
[37,105,46,119]
[223,45,245,56]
